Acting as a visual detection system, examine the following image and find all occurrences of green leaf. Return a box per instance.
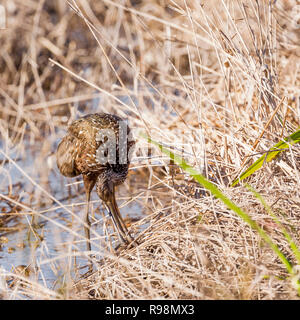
[246,184,300,265]
[231,128,300,187]
[141,132,294,275]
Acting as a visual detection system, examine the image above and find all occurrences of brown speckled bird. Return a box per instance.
[56,113,135,254]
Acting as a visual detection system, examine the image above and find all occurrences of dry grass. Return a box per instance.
[0,0,299,299]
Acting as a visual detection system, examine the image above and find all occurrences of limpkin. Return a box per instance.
[56,113,135,255]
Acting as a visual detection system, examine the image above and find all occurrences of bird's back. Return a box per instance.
[56,113,133,178]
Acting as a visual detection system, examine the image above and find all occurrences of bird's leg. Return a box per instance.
[83,175,97,270]
[84,190,91,252]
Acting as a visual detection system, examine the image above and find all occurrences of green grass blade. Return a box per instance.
[231,128,300,187]
[141,133,294,274]
[246,184,300,265]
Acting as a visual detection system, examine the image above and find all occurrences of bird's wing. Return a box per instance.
[56,134,81,177]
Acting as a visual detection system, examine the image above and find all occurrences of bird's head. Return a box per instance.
[96,172,114,202]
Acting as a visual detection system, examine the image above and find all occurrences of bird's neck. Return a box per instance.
[109,164,128,185]
[97,165,128,190]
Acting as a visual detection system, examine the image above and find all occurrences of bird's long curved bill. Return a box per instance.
[105,193,131,244]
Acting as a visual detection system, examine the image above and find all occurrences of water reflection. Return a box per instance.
[0,143,144,290]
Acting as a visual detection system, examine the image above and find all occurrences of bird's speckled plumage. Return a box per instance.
[56,113,135,269]
[57,113,133,178]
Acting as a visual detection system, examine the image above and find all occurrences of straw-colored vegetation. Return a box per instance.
[0,0,299,299]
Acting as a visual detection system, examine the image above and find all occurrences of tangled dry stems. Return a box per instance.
[0,0,299,299]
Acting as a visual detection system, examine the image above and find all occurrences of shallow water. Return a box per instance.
[0,135,144,292]
[0,195,143,290]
